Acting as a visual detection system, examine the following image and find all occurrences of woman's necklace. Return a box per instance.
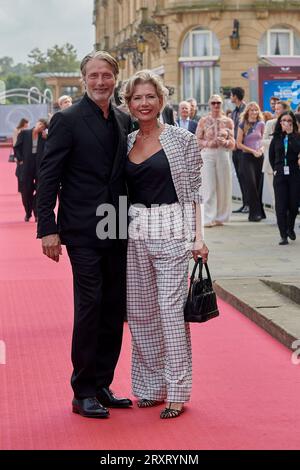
[138,122,162,142]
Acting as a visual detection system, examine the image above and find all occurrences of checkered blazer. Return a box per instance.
[127,124,203,242]
[127,124,202,206]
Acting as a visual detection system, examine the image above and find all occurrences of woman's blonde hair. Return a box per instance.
[208,94,223,104]
[122,70,169,112]
[240,101,264,135]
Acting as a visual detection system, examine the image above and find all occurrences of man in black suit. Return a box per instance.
[14,118,48,222]
[176,101,198,134]
[37,51,132,419]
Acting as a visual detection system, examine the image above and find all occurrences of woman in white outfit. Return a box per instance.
[123,70,209,419]
[196,95,235,227]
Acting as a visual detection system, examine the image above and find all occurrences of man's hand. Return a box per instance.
[42,234,62,263]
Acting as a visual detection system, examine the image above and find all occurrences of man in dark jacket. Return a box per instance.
[37,51,132,419]
[230,87,248,213]
[176,101,198,134]
[14,118,48,222]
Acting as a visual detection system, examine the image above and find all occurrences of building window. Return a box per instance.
[179,28,220,106]
[61,86,79,97]
[259,27,300,57]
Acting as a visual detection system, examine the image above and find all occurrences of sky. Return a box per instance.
[0,0,95,64]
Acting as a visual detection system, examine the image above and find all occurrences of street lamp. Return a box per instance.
[137,36,146,54]
[118,54,126,70]
[230,19,240,50]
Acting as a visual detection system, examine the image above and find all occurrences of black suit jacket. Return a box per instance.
[176,119,198,134]
[14,129,46,176]
[162,105,175,125]
[37,95,132,247]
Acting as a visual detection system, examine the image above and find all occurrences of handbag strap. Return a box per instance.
[188,258,213,296]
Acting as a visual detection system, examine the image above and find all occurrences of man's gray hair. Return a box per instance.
[80,51,119,78]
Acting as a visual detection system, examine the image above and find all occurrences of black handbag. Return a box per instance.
[184,258,219,323]
[8,153,15,162]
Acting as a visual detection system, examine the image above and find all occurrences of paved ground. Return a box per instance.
[199,201,300,350]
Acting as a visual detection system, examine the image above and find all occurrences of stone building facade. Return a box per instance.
[93,0,300,108]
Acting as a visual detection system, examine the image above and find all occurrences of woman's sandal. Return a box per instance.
[137,399,164,408]
[160,403,184,419]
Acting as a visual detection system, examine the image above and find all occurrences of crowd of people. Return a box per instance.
[9,51,300,421]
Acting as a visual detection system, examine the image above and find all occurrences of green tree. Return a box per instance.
[0,56,45,104]
[28,43,80,73]
[0,56,14,75]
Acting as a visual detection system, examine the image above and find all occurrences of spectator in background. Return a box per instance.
[270,96,280,114]
[237,102,265,222]
[196,94,235,227]
[12,118,29,193]
[269,111,300,245]
[58,95,73,110]
[262,101,290,207]
[177,101,197,134]
[296,104,300,113]
[262,111,273,122]
[161,103,176,125]
[14,118,48,222]
[230,87,248,213]
[187,98,199,122]
[12,118,29,147]
[295,112,300,132]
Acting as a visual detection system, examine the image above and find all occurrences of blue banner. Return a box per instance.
[263,79,300,111]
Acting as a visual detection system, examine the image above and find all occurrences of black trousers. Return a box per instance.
[232,149,248,206]
[273,172,300,238]
[241,153,266,220]
[66,243,127,399]
[21,154,37,218]
[21,178,37,218]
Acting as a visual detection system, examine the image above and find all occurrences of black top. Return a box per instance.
[85,94,119,178]
[231,102,246,139]
[125,148,178,207]
[269,132,300,176]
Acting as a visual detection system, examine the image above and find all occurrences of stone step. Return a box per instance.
[260,279,300,306]
[214,277,300,351]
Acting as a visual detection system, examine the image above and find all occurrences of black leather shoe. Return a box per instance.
[72,397,109,418]
[287,230,296,241]
[232,205,245,213]
[24,215,31,222]
[279,238,289,245]
[241,205,249,214]
[249,216,262,222]
[96,388,133,408]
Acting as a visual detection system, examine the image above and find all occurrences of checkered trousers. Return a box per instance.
[127,203,192,403]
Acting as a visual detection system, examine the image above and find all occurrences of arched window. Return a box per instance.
[179,27,220,106]
[259,26,300,57]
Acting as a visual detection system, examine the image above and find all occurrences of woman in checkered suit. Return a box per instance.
[123,70,209,419]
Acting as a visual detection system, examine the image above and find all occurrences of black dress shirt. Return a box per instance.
[85,94,119,177]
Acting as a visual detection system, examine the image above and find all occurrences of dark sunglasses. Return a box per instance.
[210,101,222,105]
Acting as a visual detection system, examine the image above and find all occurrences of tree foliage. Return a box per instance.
[28,43,80,73]
[0,43,80,104]
[0,57,44,104]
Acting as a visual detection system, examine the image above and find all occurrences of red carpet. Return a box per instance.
[1,147,300,450]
